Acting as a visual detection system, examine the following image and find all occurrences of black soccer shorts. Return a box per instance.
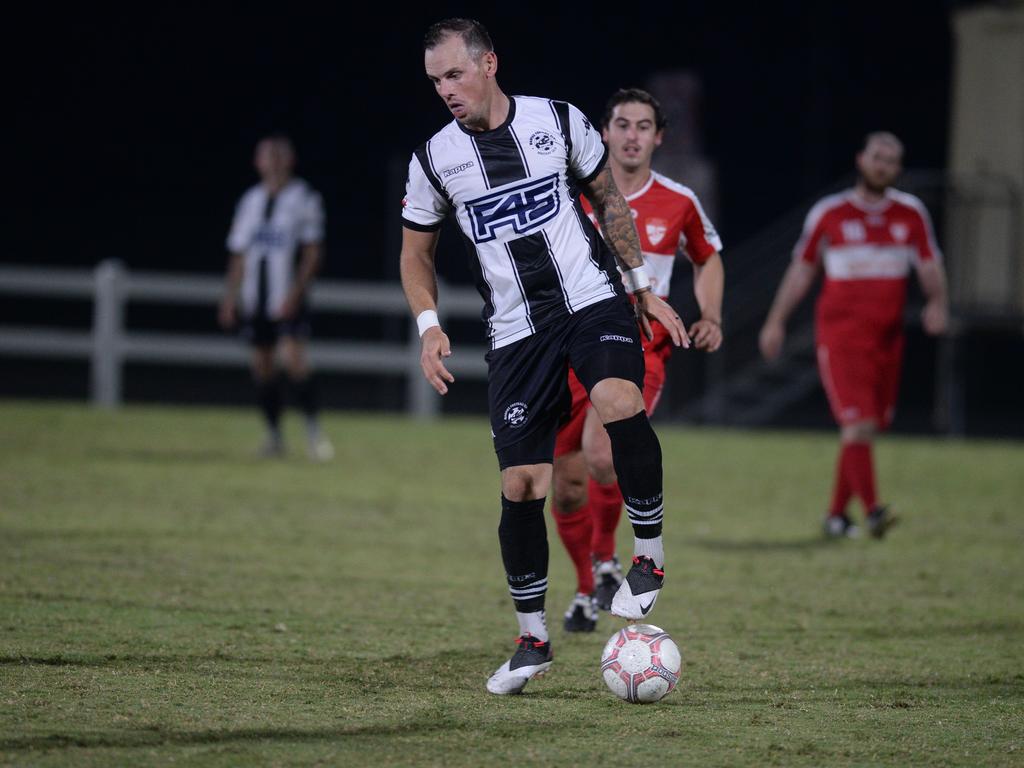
[486,295,645,470]
[240,304,311,348]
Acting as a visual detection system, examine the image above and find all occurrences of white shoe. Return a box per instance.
[307,434,334,462]
[823,513,860,538]
[610,556,664,620]
[485,634,553,695]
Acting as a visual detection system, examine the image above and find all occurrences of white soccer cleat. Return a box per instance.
[307,434,335,462]
[485,634,553,695]
[610,556,665,620]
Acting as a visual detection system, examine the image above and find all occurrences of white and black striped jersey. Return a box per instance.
[402,96,623,349]
[226,178,324,318]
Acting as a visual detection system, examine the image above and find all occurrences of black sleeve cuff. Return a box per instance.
[402,217,444,233]
[575,143,609,186]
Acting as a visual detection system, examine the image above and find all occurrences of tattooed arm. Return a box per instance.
[579,167,689,347]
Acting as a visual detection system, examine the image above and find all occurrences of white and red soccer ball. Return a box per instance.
[601,624,681,703]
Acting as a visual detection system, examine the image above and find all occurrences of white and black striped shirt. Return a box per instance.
[227,178,324,319]
[402,96,622,349]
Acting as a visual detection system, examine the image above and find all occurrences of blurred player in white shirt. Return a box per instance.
[219,135,333,460]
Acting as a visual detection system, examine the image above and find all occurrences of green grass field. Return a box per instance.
[1,402,1022,767]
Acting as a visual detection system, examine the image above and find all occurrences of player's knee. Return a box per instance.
[585,447,616,486]
[501,465,551,503]
[552,473,586,513]
[251,353,275,381]
[589,378,644,423]
[842,420,876,443]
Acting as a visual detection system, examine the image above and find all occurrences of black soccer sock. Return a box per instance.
[498,495,549,614]
[255,374,284,433]
[290,375,319,420]
[605,411,664,540]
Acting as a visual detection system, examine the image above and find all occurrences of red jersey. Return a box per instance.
[795,188,941,342]
[580,171,722,298]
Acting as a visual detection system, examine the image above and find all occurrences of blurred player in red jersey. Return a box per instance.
[759,132,948,538]
[553,88,725,631]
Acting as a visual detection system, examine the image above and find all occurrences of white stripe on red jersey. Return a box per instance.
[580,170,722,298]
[794,187,941,336]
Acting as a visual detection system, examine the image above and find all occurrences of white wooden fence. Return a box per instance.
[0,260,488,418]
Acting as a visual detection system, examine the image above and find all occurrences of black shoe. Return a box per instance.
[563,592,598,633]
[823,513,860,538]
[486,634,553,695]
[867,505,897,539]
[593,557,623,612]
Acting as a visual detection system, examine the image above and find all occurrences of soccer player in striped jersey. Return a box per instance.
[400,19,689,695]
[218,135,334,461]
[553,89,725,632]
[759,132,948,538]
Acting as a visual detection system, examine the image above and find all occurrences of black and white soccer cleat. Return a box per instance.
[485,634,553,695]
[823,513,860,539]
[867,505,898,539]
[593,556,624,612]
[563,592,598,633]
[610,556,664,620]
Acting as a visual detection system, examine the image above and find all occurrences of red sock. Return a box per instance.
[829,445,853,516]
[844,441,878,512]
[553,503,595,595]
[588,477,623,562]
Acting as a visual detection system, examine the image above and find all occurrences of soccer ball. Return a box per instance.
[601,623,681,703]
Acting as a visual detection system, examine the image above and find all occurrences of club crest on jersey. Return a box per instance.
[254,226,286,248]
[841,220,866,242]
[890,222,909,242]
[645,217,668,246]
[466,174,561,243]
[529,131,558,154]
[503,401,529,428]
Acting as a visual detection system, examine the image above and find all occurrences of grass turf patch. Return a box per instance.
[1,402,1022,766]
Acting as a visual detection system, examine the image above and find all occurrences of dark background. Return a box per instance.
[12,3,953,275]
[7,1,1021,435]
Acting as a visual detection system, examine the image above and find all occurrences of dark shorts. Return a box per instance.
[487,296,645,470]
[240,304,311,348]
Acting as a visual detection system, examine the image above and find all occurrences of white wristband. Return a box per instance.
[622,265,651,294]
[416,309,440,337]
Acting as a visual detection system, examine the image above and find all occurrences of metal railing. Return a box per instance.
[0,260,488,418]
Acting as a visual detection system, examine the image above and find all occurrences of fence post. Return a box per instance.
[91,259,125,408]
[934,320,966,436]
[406,284,441,420]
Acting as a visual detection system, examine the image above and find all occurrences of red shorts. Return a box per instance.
[554,320,674,457]
[816,336,904,429]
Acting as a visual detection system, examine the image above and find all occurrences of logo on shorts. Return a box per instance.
[600,334,634,344]
[503,401,529,428]
[529,130,558,154]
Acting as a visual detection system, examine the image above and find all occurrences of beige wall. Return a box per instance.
[948,3,1024,313]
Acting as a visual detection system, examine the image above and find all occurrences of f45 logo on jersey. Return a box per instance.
[466,174,560,243]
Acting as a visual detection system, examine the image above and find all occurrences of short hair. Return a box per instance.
[602,88,667,131]
[862,131,904,156]
[257,134,295,153]
[423,18,494,58]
